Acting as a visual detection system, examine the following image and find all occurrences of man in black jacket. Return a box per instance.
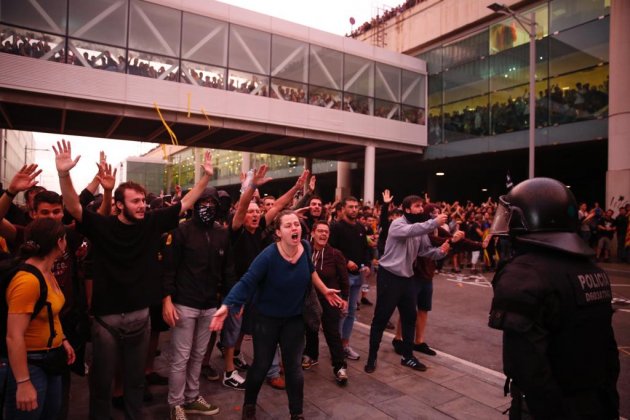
[162,187,236,420]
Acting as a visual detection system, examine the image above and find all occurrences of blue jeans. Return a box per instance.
[89,308,150,420]
[168,304,216,407]
[340,273,362,341]
[3,356,63,419]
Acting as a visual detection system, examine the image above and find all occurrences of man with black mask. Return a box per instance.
[365,195,449,374]
[162,187,237,420]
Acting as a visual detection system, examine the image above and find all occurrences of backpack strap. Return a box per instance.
[18,264,57,348]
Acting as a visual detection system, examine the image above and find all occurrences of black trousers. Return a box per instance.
[304,296,346,372]
[368,266,419,361]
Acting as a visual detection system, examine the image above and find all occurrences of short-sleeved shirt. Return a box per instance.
[7,271,65,351]
[77,203,181,315]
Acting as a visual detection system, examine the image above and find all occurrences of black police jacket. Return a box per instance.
[489,246,619,419]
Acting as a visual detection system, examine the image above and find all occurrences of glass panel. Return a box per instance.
[129,0,180,57]
[375,63,400,102]
[551,0,610,33]
[374,99,400,120]
[228,25,270,75]
[428,73,443,107]
[443,60,488,105]
[489,79,547,134]
[344,54,373,96]
[181,61,226,89]
[127,50,179,81]
[270,78,307,103]
[271,35,308,83]
[68,0,128,47]
[181,12,227,67]
[227,69,268,96]
[343,93,372,115]
[549,17,608,77]
[443,97,489,141]
[68,39,126,72]
[428,107,443,144]
[309,45,342,90]
[549,64,608,125]
[402,69,426,107]
[0,0,67,35]
[489,38,548,92]
[402,105,425,125]
[442,30,488,69]
[1,25,65,62]
[418,47,442,74]
[308,86,342,110]
[489,5,548,55]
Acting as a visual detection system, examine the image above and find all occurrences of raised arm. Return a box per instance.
[231,165,271,231]
[96,161,116,216]
[53,139,83,222]
[265,169,309,225]
[179,150,213,214]
[0,164,41,222]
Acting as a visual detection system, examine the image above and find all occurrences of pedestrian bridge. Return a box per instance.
[0,0,427,162]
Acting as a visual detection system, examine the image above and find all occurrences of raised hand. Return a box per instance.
[52,139,81,174]
[96,162,117,191]
[295,169,310,190]
[252,165,272,188]
[382,189,393,204]
[201,150,213,177]
[9,164,42,193]
[308,175,316,192]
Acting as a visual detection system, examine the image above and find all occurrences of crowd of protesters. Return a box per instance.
[347,0,424,38]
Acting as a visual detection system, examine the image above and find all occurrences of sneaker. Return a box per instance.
[202,365,220,381]
[170,405,188,420]
[401,356,427,371]
[414,342,437,356]
[266,376,285,390]
[360,297,373,306]
[364,359,377,374]
[233,352,250,371]
[216,341,225,357]
[301,355,318,370]
[242,403,257,420]
[223,370,246,390]
[344,346,360,360]
[334,367,348,386]
[183,396,220,416]
[392,338,403,355]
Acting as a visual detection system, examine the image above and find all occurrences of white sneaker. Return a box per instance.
[335,367,348,386]
[344,346,360,360]
[222,370,246,390]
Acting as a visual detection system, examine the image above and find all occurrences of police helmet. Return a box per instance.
[490,177,594,256]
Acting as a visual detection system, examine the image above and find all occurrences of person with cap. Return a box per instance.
[488,177,620,419]
[161,187,237,420]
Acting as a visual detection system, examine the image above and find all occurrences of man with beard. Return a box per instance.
[161,187,237,419]
[365,195,448,373]
[298,196,325,237]
[53,139,215,420]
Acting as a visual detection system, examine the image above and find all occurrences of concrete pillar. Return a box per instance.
[241,152,251,173]
[194,148,202,183]
[304,157,313,194]
[607,0,630,214]
[363,145,375,205]
[336,161,351,201]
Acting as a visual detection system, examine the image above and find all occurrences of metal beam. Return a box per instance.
[282,140,327,155]
[146,125,169,142]
[105,116,124,138]
[60,109,67,134]
[0,104,13,129]
[183,127,219,146]
[219,132,261,149]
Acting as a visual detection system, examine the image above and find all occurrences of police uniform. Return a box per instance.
[488,177,620,420]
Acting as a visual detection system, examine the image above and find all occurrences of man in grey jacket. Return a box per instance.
[365,195,448,373]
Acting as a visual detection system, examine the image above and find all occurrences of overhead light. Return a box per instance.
[436,172,445,176]
[566,185,571,189]
[481,188,488,192]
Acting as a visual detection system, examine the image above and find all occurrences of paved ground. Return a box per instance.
[64,261,630,419]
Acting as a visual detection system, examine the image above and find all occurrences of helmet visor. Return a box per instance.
[489,197,511,236]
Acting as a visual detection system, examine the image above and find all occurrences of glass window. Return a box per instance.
[68,39,126,72]
[549,16,608,77]
[308,86,342,110]
[489,38,548,92]
[181,61,225,89]
[443,97,488,141]
[181,12,227,67]
[68,0,128,47]
[1,25,65,62]
[428,107,443,145]
[270,78,307,103]
[418,47,442,74]
[442,30,488,69]
[375,63,400,102]
[549,64,608,125]
[309,45,342,90]
[428,73,443,107]
[443,60,488,105]
[374,99,400,120]
[0,0,67,35]
[402,105,425,125]
[129,0,180,57]
[127,50,179,81]
[229,25,270,75]
[227,69,268,96]
[343,93,372,115]
[344,54,373,97]
[551,0,610,33]
[489,5,548,55]
[271,35,308,83]
[402,69,426,108]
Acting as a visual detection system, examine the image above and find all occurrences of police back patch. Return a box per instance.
[570,270,612,306]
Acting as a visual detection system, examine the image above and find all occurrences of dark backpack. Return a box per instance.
[0,261,56,357]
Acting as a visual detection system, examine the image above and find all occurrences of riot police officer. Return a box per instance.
[488,177,619,419]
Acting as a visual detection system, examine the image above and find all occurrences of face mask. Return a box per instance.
[195,204,216,226]
[404,212,427,224]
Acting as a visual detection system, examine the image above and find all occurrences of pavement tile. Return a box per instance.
[440,375,509,408]
[317,393,393,419]
[373,395,456,420]
[387,374,461,407]
[435,396,507,420]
